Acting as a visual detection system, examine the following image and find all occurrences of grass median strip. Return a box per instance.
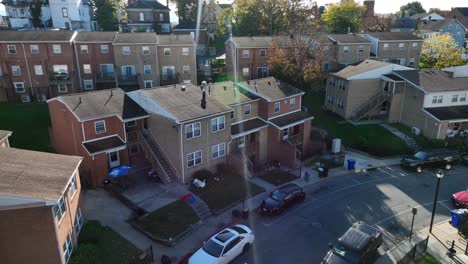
[410,252,441,264]
[138,200,199,240]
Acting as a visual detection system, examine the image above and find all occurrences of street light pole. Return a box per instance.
[409,207,417,242]
[429,170,444,233]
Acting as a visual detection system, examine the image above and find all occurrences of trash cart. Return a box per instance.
[318,166,329,178]
[451,209,465,228]
[347,159,356,170]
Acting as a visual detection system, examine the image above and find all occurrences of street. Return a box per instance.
[230,165,468,264]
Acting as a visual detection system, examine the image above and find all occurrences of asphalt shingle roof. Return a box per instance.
[396,69,468,92]
[366,32,423,41]
[424,105,468,121]
[333,59,391,79]
[74,32,117,42]
[156,34,195,45]
[209,81,257,106]
[419,19,459,31]
[113,32,158,44]
[0,148,82,202]
[127,0,169,10]
[229,36,279,48]
[327,34,371,44]
[55,88,148,121]
[270,111,314,128]
[0,30,75,42]
[237,77,304,102]
[83,136,126,154]
[231,118,268,136]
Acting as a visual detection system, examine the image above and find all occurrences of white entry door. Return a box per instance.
[108,151,120,168]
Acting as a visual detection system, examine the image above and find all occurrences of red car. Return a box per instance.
[452,190,468,208]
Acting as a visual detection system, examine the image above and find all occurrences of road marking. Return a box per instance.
[352,179,361,184]
[386,167,394,171]
[438,200,452,211]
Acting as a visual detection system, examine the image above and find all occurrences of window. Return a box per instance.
[74,208,83,235]
[142,46,150,55]
[68,175,77,198]
[432,95,443,104]
[58,84,67,93]
[412,42,418,49]
[289,98,296,109]
[164,48,171,56]
[257,67,268,78]
[343,46,349,54]
[14,82,25,93]
[187,150,202,167]
[409,58,415,66]
[243,50,249,58]
[337,99,344,109]
[83,64,92,74]
[274,102,280,113]
[162,66,175,80]
[62,7,68,17]
[282,128,289,140]
[95,120,106,134]
[30,44,39,54]
[7,45,16,54]
[53,64,68,73]
[144,65,151,75]
[211,116,225,132]
[63,233,73,263]
[230,111,234,120]
[53,196,67,222]
[53,44,61,54]
[185,122,201,139]
[242,67,249,77]
[244,104,251,115]
[182,48,189,56]
[144,80,152,88]
[83,80,93,90]
[238,136,245,147]
[139,12,144,21]
[260,49,266,56]
[399,58,406,65]
[460,94,466,102]
[212,143,225,159]
[159,13,164,21]
[80,45,88,54]
[383,43,389,51]
[101,44,109,54]
[452,94,459,103]
[11,65,21,76]
[399,43,405,49]
[122,46,130,55]
[34,65,43,75]
[327,95,334,104]
[126,120,136,127]
[358,46,364,53]
[183,65,190,74]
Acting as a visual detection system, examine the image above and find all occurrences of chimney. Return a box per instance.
[181,85,186,91]
[201,88,207,109]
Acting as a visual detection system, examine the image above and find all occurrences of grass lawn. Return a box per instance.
[410,252,441,264]
[190,166,265,213]
[258,169,298,186]
[138,200,199,240]
[0,103,54,152]
[303,90,412,157]
[70,220,146,264]
[390,123,445,150]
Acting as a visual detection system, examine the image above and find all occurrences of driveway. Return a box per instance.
[229,165,468,263]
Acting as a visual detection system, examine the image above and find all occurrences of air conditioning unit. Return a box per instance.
[21,94,31,103]
[37,94,47,102]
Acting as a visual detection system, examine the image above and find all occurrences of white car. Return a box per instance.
[189,224,254,264]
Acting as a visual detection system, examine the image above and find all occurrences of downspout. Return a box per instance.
[436,122,441,139]
[399,82,406,122]
[179,123,185,183]
[155,44,160,86]
[22,43,34,97]
[73,43,82,91]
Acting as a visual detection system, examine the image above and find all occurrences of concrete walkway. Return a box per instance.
[380,123,420,150]
[376,221,468,264]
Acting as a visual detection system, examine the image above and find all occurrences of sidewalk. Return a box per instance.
[376,221,468,264]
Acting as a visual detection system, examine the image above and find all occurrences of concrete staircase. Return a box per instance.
[351,91,389,121]
[139,131,179,184]
[190,195,212,219]
[379,123,421,151]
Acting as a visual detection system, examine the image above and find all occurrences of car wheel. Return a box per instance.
[445,164,452,170]
[242,243,251,254]
[416,166,422,173]
[298,194,305,203]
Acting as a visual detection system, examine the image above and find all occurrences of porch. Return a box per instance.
[424,105,468,139]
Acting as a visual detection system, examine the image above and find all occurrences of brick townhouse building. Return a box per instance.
[125,0,171,33]
[48,88,149,187]
[0,130,84,264]
[0,30,79,102]
[321,34,371,72]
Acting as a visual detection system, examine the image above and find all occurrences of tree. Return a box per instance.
[172,0,199,23]
[321,1,366,34]
[93,0,119,31]
[398,1,425,17]
[419,34,464,69]
[29,0,44,28]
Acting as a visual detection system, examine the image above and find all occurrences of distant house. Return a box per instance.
[172,21,208,57]
[418,18,467,48]
[0,130,84,264]
[450,7,468,49]
[125,0,171,33]
[409,12,445,21]
[323,34,371,72]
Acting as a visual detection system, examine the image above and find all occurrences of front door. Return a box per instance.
[108,151,120,168]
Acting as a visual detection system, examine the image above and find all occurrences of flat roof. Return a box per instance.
[269,111,313,129]
[0,30,75,42]
[229,36,279,48]
[74,31,118,43]
[0,148,82,202]
[365,32,423,41]
[113,32,157,44]
[237,77,304,102]
[156,34,195,45]
[327,34,371,44]
[424,105,468,121]
[396,69,468,92]
[209,81,257,106]
[231,118,268,136]
[83,136,125,154]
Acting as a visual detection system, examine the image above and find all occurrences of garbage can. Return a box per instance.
[304,171,311,182]
[451,209,465,228]
[347,159,356,170]
[318,166,329,178]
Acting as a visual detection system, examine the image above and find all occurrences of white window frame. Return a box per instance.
[399,43,405,49]
[182,47,189,56]
[183,65,190,74]
[343,46,349,54]
[238,136,246,148]
[126,120,136,127]
[230,111,235,120]
[53,195,67,223]
[452,94,459,103]
[144,80,152,88]
[244,104,251,115]
[63,233,73,263]
[80,45,88,54]
[159,13,164,21]
[139,12,144,21]
[164,48,171,56]
[52,44,62,54]
[95,120,106,134]
[282,128,289,140]
[412,42,418,49]
[62,7,68,18]
[185,122,201,139]
[211,116,225,132]
[212,143,225,159]
[437,96,443,103]
[122,46,130,56]
[243,49,249,58]
[274,101,280,113]
[242,67,249,77]
[58,84,67,93]
[383,43,389,51]
[14,82,25,93]
[83,64,92,74]
[7,45,16,54]
[83,79,93,90]
[289,98,296,109]
[460,94,466,102]
[100,44,109,54]
[187,150,202,168]
[30,44,39,54]
[260,49,266,56]
[142,46,150,55]
[143,64,151,75]
[11,65,21,76]
[74,208,83,235]
[68,174,77,199]
[34,65,43,76]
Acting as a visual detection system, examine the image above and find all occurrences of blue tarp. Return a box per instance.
[108,165,132,178]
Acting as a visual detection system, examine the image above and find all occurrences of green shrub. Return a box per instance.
[192,169,213,181]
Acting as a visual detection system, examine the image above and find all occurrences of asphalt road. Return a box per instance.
[231,164,468,264]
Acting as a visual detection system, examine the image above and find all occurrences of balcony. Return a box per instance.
[118,74,139,84]
[96,72,116,83]
[48,72,73,84]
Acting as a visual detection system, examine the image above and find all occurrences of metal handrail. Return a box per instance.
[144,129,181,180]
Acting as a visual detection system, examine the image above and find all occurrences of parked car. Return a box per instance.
[452,190,468,209]
[260,183,305,215]
[462,154,468,166]
[400,151,460,173]
[188,225,254,264]
[322,222,383,264]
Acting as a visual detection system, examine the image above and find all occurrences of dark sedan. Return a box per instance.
[260,183,305,215]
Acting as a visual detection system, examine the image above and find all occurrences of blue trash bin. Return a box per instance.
[451,209,464,228]
[347,159,356,170]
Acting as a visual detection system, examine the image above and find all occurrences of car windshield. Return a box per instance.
[414,152,428,160]
[202,239,224,257]
[270,190,286,201]
[332,243,360,263]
